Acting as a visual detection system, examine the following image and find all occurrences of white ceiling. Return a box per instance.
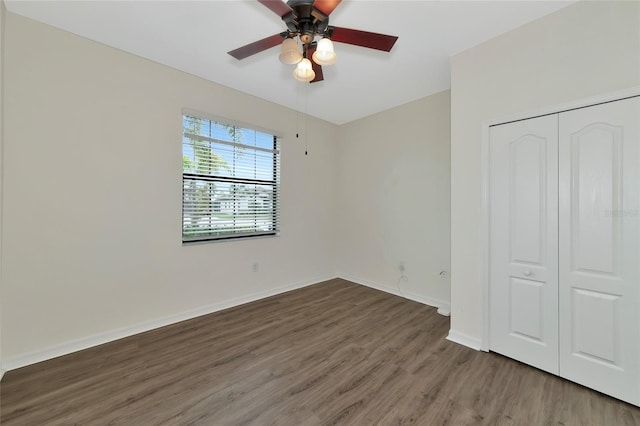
[5,0,576,125]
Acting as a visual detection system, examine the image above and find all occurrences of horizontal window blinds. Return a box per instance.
[182,115,280,242]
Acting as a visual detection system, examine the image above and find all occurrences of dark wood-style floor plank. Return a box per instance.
[2,278,639,425]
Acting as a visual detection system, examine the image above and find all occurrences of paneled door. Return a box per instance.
[489,114,559,375]
[558,96,640,405]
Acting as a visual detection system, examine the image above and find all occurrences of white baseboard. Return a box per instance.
[437,306,451,317]
[3,274,336,372]
[338,273,451,316]
[446,329,482,351]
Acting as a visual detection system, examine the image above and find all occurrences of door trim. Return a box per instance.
[480,86,640,352]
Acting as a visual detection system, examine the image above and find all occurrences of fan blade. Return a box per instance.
[308,45,324,83]
[228,34,284,60]
[313,0,342,16]
[310,62,324,83]
[258,0,292,17]
[330,27,398,52]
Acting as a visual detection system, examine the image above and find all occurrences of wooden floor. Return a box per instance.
[2,279,639,425]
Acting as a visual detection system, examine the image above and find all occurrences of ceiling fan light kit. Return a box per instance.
[228,0,398,83]
[311,37,336,66]
[279,37,303,65]
[293,58,316,82]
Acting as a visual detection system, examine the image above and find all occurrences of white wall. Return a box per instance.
[450,1,640,347]
[336,91,451,312]
[2,13,338,367]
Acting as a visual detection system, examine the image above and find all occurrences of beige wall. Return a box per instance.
[0,0,5,378]
[2,13,339,366]
[337,91,451,311]
[450,1,640,346]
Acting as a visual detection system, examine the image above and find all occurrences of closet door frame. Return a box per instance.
[480,86,640,353]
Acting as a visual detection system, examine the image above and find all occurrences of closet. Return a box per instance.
[488,95,639,406]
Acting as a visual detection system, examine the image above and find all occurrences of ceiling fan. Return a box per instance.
[227,0,399,83]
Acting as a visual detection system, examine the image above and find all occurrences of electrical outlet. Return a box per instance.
[252,262,259,272]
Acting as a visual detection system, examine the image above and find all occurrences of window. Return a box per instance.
[182,112,280,243]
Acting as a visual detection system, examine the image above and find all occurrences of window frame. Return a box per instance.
[181,109,281,244]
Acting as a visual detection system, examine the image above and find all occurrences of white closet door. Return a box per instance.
[559,96,640,405]
[489,114,559,374]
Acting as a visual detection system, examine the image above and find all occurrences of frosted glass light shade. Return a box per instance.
[312,38,337,66]
[279,38,302,65]
[293,58,316,82]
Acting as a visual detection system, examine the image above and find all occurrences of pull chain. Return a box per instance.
[295,71,309,156]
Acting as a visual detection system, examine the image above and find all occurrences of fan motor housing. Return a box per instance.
[284,0,330,45]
